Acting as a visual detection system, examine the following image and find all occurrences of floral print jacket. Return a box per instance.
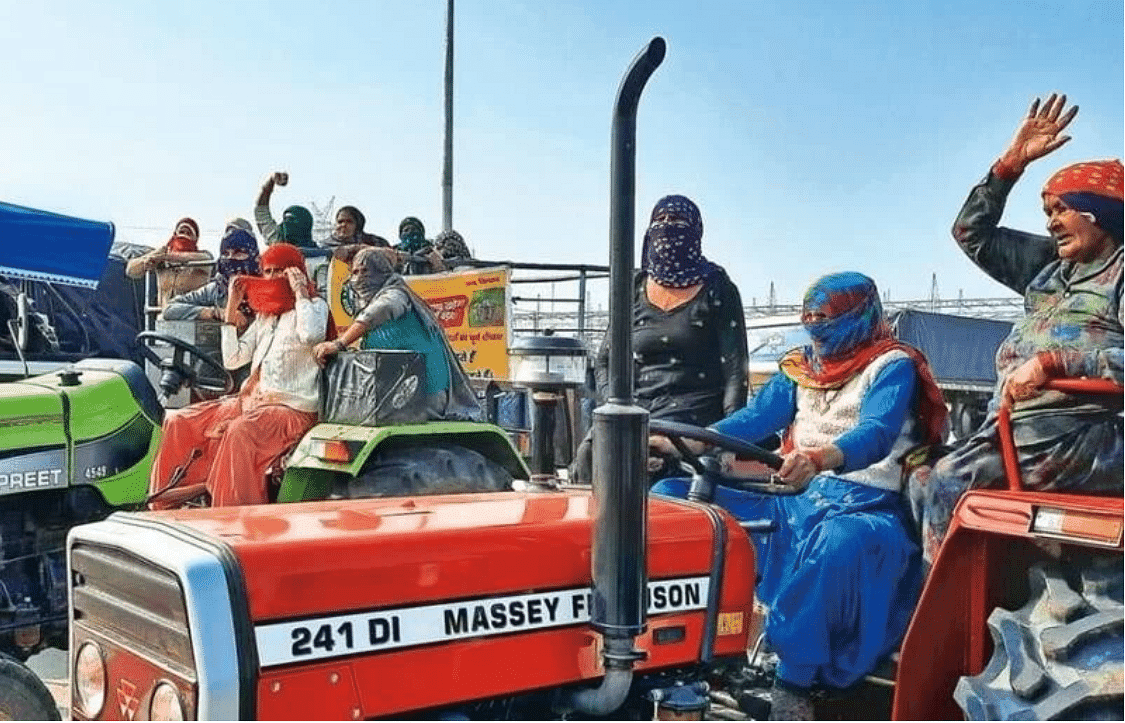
[952,170,1123,417]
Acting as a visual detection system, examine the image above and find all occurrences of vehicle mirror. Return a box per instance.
[14,292,28,350]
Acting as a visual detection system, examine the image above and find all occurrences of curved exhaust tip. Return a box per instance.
[644,36,666,65]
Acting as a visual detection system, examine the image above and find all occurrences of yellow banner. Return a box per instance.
[328,259,511,381]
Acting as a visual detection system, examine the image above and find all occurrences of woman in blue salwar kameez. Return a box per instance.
[652,272,948,720]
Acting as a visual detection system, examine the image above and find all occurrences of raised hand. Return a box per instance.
[225,276,248,328]
[998,94,1078,174]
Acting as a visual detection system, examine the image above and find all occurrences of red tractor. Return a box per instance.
[893,378,1123,720]
[66,37,774,721]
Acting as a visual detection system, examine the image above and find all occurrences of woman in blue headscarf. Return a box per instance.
[652,271,948,719]
[575,195,748,480]
[163,223,261,326]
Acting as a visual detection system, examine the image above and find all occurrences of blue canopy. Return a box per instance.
[0,201,115,288]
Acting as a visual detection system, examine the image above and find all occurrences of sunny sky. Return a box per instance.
[3,0,1122,307]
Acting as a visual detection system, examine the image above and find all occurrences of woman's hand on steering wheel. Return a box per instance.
[776,445,843,490]
[648,434,707,473]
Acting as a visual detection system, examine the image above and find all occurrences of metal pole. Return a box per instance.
[577,269,588,340]
[442,0,454,232]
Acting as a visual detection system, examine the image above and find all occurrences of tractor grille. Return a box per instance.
[71,541,195,676]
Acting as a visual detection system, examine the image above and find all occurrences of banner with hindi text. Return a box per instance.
[328,259,511,381]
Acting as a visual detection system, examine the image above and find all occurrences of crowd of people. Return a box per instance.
[141,170,478,322]
[141,170,481,507]
[131,95,1121,721]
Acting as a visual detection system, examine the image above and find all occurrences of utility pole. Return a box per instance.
[442,0,454,232]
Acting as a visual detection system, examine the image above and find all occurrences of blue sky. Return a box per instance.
[3,0,1122,306]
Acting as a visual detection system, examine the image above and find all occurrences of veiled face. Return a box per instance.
[1043,193,1112,262]
[349,249,394,302]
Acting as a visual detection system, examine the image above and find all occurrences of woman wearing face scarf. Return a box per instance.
[571,195,748,483]
[312,246,481,421]
[909,94,1124,568]
[125,217,214,307]
[162,222,261,324]
[148,243,329,509]
[653,272,948,719]
[394,216,447,275]
[434,229,473,267]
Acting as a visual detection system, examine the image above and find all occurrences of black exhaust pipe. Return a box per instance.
[561,36,665,717]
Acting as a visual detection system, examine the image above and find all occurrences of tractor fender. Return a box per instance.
[278,421,530,503]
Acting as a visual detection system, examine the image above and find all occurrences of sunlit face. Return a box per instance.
[175,223,198,241]
[336,212,357,237]
[1043,193,1112,262]
[262,264,287,279]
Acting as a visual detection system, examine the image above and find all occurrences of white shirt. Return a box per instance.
[220,297,329,413]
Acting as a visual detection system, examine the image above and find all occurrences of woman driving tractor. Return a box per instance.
[653,271,948,720]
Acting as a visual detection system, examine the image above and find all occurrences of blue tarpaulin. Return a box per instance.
[889,309,1012,389]
[0,201,115,288]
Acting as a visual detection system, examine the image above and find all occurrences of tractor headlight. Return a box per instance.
[150,681,186,721]
[74,641,107,718]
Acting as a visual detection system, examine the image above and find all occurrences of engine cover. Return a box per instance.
[73,490,755,719]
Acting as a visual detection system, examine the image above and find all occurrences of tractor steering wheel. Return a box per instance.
[647,419,799,497]
[136,331,235,399]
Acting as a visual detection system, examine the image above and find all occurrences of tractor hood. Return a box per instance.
[138,490,741,626]
[75,487,756,719]
[0,360,160,501]
[0,380,68,495]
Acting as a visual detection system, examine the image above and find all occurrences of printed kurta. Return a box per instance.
[909,169,1124,563]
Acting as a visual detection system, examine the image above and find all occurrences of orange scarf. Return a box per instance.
[780,340,949,446]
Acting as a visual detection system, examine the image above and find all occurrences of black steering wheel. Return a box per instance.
[136,331,234,398]
[648,419,799,497]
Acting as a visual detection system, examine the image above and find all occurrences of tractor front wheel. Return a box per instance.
[0,655,61,721]
[954,560,1123,720]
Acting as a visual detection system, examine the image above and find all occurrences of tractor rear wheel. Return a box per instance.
[954,560,1123,720]
[343,443,514,498]
[0,655,61,720]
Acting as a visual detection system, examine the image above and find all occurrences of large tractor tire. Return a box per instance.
[955,560,1124,720]
[0,655,61,721]
[341,443,514,499]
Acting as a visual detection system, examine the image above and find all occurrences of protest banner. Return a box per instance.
[328,259,511,381]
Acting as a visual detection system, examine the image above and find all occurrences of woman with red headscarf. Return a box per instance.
[148,243,329,508]
[125,217,213,307]
[909,94,1124,568]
